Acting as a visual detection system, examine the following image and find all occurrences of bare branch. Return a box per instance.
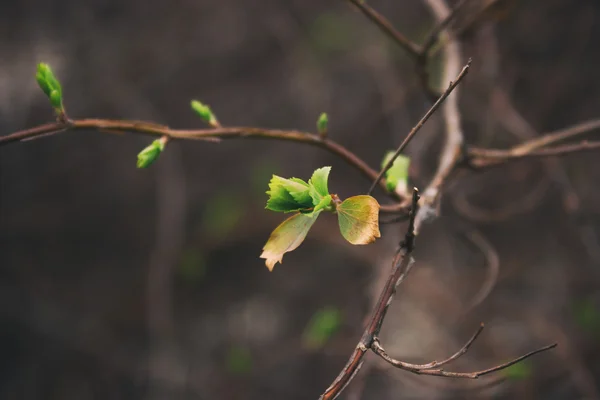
[372,335,557,378]
[367,60,471,196]
[375,323,485,371]
[0,118,412,208]
[421,0,469,57]
[319,189,420,400]
[344,0,422,58]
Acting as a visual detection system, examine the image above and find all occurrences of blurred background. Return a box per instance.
[1,0,600,398]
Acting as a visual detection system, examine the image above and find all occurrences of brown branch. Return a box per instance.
[344,0,422,58]
[372,337,557,378]
[368,59,471,196]
[465,117,600,169]
[0,118,413,209]
[378,323,486,371]
[319,188,420,400]
[468,140,600,168]
[421,0,469,57]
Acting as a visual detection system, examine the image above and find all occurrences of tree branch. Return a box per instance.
[344,0,422,58]
[319,189,420,400]
[368,60,471,196]
[0,118,412,209]
[372,337,557,378]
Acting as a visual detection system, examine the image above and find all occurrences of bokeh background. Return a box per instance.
[2,0,600,398]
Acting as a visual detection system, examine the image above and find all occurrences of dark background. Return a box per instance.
[1,0,600,398]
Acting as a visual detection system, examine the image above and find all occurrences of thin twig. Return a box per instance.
[372,339,557,378]
[0,118,409,206]
[468,118,600,161]
[367,60,471,196]
[421,0,469,56]
[319,189,420,400]
[376,323,485,371]
[345,0,422,58]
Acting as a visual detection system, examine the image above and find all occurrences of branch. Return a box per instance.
[368,59,471,196]
[0,118,411,210]
[412,0,466,234]
[372,335,557,378]
[466,119,600,168]
[344,0,422,58]
[319,189,420,400]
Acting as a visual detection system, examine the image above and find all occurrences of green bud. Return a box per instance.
[136,139,165,168]
[36,71,52,97]
[191,100,219,127]
[317,112,328,137]
[49,90,62,109]
[36,63,64,112]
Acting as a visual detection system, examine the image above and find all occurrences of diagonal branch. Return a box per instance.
[368,60,471,196]
[344,0,422,58]
[319,188,420,400]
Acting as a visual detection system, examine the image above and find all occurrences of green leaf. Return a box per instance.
[502,361,532,381]
[308,166,331,199]
[286,177,312,205]
[266,175,313,212]
[36,71,52,97]
[191,99,219,127]
[337,195,381,245]
[302,306,343,350]
[317,112,328,136]
[49,90,62,109]
[260,212,320,271]
[381,151,410,193]
[36,63,63,111]
[136,139,165,168]
[313,194,333,214]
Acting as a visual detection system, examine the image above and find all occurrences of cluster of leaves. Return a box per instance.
[260,167,381,271]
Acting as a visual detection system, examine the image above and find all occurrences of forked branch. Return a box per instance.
[372,325,557,378]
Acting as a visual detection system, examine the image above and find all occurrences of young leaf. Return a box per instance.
[308,166,331,200]
[337,195,381,244]
[260,212,320,271]
[136,139,165,168]
[286,177,312,205]
[312,194,333,214]
[191,100,219,127]
[317,112,328,137]
[36,63,64,111]
[381,151,410,193]
[266,175,313,212]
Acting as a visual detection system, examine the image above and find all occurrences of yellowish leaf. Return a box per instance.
[337,195,381,244]
[260,212,319,271]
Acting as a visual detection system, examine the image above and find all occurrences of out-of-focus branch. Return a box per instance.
[413,0,466,234]
[344,0,422,58]
[467,119,600,168]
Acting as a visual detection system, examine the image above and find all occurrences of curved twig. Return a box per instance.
[0,118,410,209]
[372,339,557,378]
